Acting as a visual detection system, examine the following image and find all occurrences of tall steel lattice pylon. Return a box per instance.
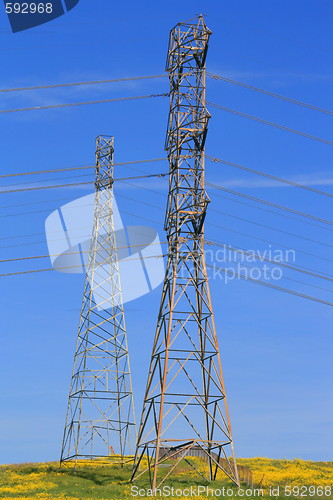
[131,17,239,488]
[60,136,136,465]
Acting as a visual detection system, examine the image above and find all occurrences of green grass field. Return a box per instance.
[1,457,332,499]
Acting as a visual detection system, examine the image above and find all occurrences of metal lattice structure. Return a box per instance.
[60,136,136,465]
[131,17,239,488]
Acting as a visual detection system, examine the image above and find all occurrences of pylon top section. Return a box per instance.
[95,135,115,191]
[164,15,211,236]
[166,15,212,72]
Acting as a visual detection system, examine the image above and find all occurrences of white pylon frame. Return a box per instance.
[60,136,136,465]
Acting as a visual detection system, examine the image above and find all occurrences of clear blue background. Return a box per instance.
[0,0,332,464]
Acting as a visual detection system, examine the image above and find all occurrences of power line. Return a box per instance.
[206,223,333,264]
[208,73,333,116]
[97,179,333,264]
[216,254,333,294]
[210,208,333,248]
[0,196,82,211]
[0,93,168,114]
[206,240,333,283]
[4,156,333,209]
[1,185,331,302]
[0,173,165,226]
[0,196,167,249]
[0,172,167,194]
[1,174,329,268]
[2,206,332,292]
[0,164,92,179]
[0,214,164,251]
[1,155,331,203]
[207,190,333,233]
[0,156,333,286]
[3,258,331,306]
[102,156,333,232]
[0,74,167,93]
[2,196,332,278]
[1,230,331,307]
[0,206,90,219]
[0,232,44,241]
[2,164,163,190]
[104,175,333,264]
[97,191,333,272]
[3,238,332,284]
[207,101,333,147]
[75,189,333,272]
[0,253,166,278]
[206,182,333,226]
[205,263,333,307]
[3,172,93,189]
[206,155,333,198]
[95,153,333,233]
[0,241,167,264]
[0,158,166,180]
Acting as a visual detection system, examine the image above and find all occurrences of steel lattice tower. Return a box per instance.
[131,17,239,488]
[60,136,136,465]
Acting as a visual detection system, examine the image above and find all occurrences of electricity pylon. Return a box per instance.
[131,17,239,488]
[60,136,136,465]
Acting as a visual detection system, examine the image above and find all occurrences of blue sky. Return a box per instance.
[0,0,332,464]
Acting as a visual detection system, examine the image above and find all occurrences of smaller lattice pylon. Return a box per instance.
[60,136,136,465]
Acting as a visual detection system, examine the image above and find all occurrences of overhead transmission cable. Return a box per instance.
[206,223,333,265]
[208,73,333,116]
[0,93,168,114]
[209,208,333,248]
[0,74,168,93]
[1,185,331,302]
[0,158,166,179]
[0,241,167,264]
[209,191,333,233]
[0,254,166,278]
[2,251,331,307]
[3,172,94,189]
[2,191,331,281]
[1,198,331,296]
[0,172,168,194]
[1,154,331,202]
[207,101,333,146]
[206,240,333,283]
[3,237,332,284]
[206,155,333,198]
[112,170,333,229]
[119,190,333,267]
[113,170,333,265]
[108,176,333,263]
[1,168,331,265]
[0,197,73,210]
[0,206,90,219]
[208,255,333,294]
[206,182,333,226]
[205,263,333,307]
[2,71,332,117]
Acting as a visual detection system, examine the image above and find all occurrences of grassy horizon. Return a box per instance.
[1,457,332,499]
